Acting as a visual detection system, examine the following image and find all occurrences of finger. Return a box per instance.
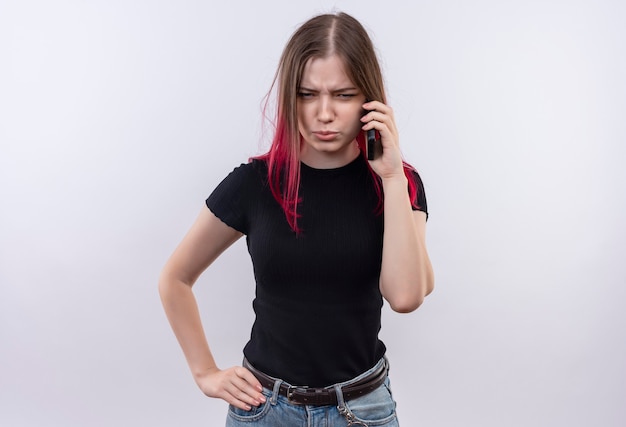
[361,113,397,137]
[361,119,397,145]
[362,100,393,116]
[228,395,255,411]
[223,381,263,410]
[236,367,264,393]
[227,370,266,405]
[361,109,393,124]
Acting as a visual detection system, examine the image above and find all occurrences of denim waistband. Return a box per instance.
[243,356,389,406]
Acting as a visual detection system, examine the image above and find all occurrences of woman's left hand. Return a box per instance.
[361,101,405,181]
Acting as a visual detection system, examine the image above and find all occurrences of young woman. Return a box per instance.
[159,12,434,426]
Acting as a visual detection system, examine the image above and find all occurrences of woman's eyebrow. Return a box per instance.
[297,86,358,92]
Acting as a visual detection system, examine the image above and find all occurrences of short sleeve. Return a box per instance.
[206,163,257,234]
[409,169,428,219]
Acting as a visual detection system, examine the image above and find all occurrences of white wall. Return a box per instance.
[1,1,624,426]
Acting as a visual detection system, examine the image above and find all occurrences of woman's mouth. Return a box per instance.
[313,131,339,141]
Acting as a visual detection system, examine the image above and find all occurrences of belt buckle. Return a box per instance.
[286,385,296,402]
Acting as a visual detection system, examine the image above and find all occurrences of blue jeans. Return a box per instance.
[225,357,399,426]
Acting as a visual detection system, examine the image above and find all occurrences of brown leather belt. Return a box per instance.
[242,358,389,406]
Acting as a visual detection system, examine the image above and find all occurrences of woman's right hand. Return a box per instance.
[159,208,264,410]
[195,366,266,410]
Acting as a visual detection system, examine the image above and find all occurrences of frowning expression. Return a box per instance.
[297,54,366,167]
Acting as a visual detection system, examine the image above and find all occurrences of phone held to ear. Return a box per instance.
[364,101,379,160]
[367,128,378,160]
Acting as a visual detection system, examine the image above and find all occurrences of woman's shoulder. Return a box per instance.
[248,157,269,176]
[206,159,269,204]
[221,158,268,184]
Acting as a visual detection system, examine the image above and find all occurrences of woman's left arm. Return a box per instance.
[362,101,435,313]
[379,178,434,312]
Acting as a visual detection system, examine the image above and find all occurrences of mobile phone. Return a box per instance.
[367,128,377,160]
[364,101,379,160]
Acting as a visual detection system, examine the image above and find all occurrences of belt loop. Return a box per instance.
[270,378,283,405]
[333,384,346,411]
[335,384,365,426]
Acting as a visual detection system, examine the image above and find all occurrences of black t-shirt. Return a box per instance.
[206,154,427,386]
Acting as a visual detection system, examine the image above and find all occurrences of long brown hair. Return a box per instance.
[256,12,419,232]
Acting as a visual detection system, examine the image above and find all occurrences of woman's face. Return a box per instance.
[296,54,366,168]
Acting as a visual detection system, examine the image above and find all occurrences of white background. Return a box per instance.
[1,0,625,426]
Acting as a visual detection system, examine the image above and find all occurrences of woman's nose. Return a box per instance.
[317,97,334,122]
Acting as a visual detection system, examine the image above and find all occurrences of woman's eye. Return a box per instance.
[337,93,356,99]
[297,92,314,98]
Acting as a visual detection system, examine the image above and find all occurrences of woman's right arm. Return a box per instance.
[158,206,266,410]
